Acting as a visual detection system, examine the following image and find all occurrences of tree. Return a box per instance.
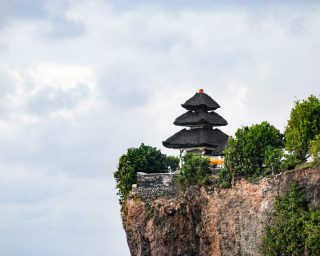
[219,121,283,187]
[114,143,179,208]
[284,95,320,162]
[280,153,302,171]
[308,134,320,166]
[264,146,284,175]
[176,153,211,189]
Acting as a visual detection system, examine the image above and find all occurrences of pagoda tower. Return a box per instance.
[163,89,229,158]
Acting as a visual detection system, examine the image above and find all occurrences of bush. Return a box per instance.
[146,205,155,220]
[176,153,211,189]
[305,207,320,255]
[218,167,232,188]
[264,146,284,175]
[218,121,283,187]
[262,183,308,256]
[280,153,302,170]
[309,134,320,166]
[262,183,320,256]
[114,143,179,208]
[284,95,320,162]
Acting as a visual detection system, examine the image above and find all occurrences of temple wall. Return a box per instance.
[131,172,178,204]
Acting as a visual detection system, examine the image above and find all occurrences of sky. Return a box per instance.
[0,0,319,255]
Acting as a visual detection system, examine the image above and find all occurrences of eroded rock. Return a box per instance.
[123,168,320,256]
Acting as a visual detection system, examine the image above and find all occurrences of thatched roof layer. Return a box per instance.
[181,92,220,111]
[162,127,229,149]
[210,141,228,156]
[174,110,228,127]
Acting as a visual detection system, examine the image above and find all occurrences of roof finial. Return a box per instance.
[198,89,204,94]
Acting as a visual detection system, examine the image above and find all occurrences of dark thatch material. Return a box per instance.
[174,110,228,127]
[162,127,229,149]
[181,92,220,111]
[210,140,228,156]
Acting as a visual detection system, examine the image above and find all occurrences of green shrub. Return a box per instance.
[262,183,320,256]
[264,146,284,175]
[280,153,302,170]
[217,167,232,188]
[305,207,320,255]
[218,121,283,187]
[309,134,320,166]
[146,205,155,220]
[176,153,211,189]
[114,143,179,208]
[284,95,320,162]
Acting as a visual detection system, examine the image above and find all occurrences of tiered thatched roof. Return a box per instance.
[162,128,229,150]
[181,92,220,111]
[174,110,228,127]
[163,89,229,156]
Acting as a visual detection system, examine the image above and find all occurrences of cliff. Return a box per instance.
[123,168,320,256]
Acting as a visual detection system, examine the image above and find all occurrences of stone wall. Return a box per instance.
[131,172,178,204]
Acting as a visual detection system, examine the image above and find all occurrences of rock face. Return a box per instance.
[123,168,320,256]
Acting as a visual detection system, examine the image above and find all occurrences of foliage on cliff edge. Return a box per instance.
[176,153,211,189]
[284,95,320,162]
[114,143,179,208]
[218,121,286,187]
[309,134,320,166]
[219,95,320,188]
[262,183,320,256]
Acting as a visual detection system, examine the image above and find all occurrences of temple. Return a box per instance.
[163,89,229,166]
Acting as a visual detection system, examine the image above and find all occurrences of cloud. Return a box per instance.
[0,71,15,117]
[0,166,127,255]
[26,83,90,115]
[0,0,48,26]
[45,16,86,39]
[0,0,320,255]
[97,69,150,108]
[0,0,85,40]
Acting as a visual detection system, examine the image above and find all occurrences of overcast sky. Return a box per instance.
[0,0,320,255]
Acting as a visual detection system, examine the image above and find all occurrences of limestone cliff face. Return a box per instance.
[123,168,320,256]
